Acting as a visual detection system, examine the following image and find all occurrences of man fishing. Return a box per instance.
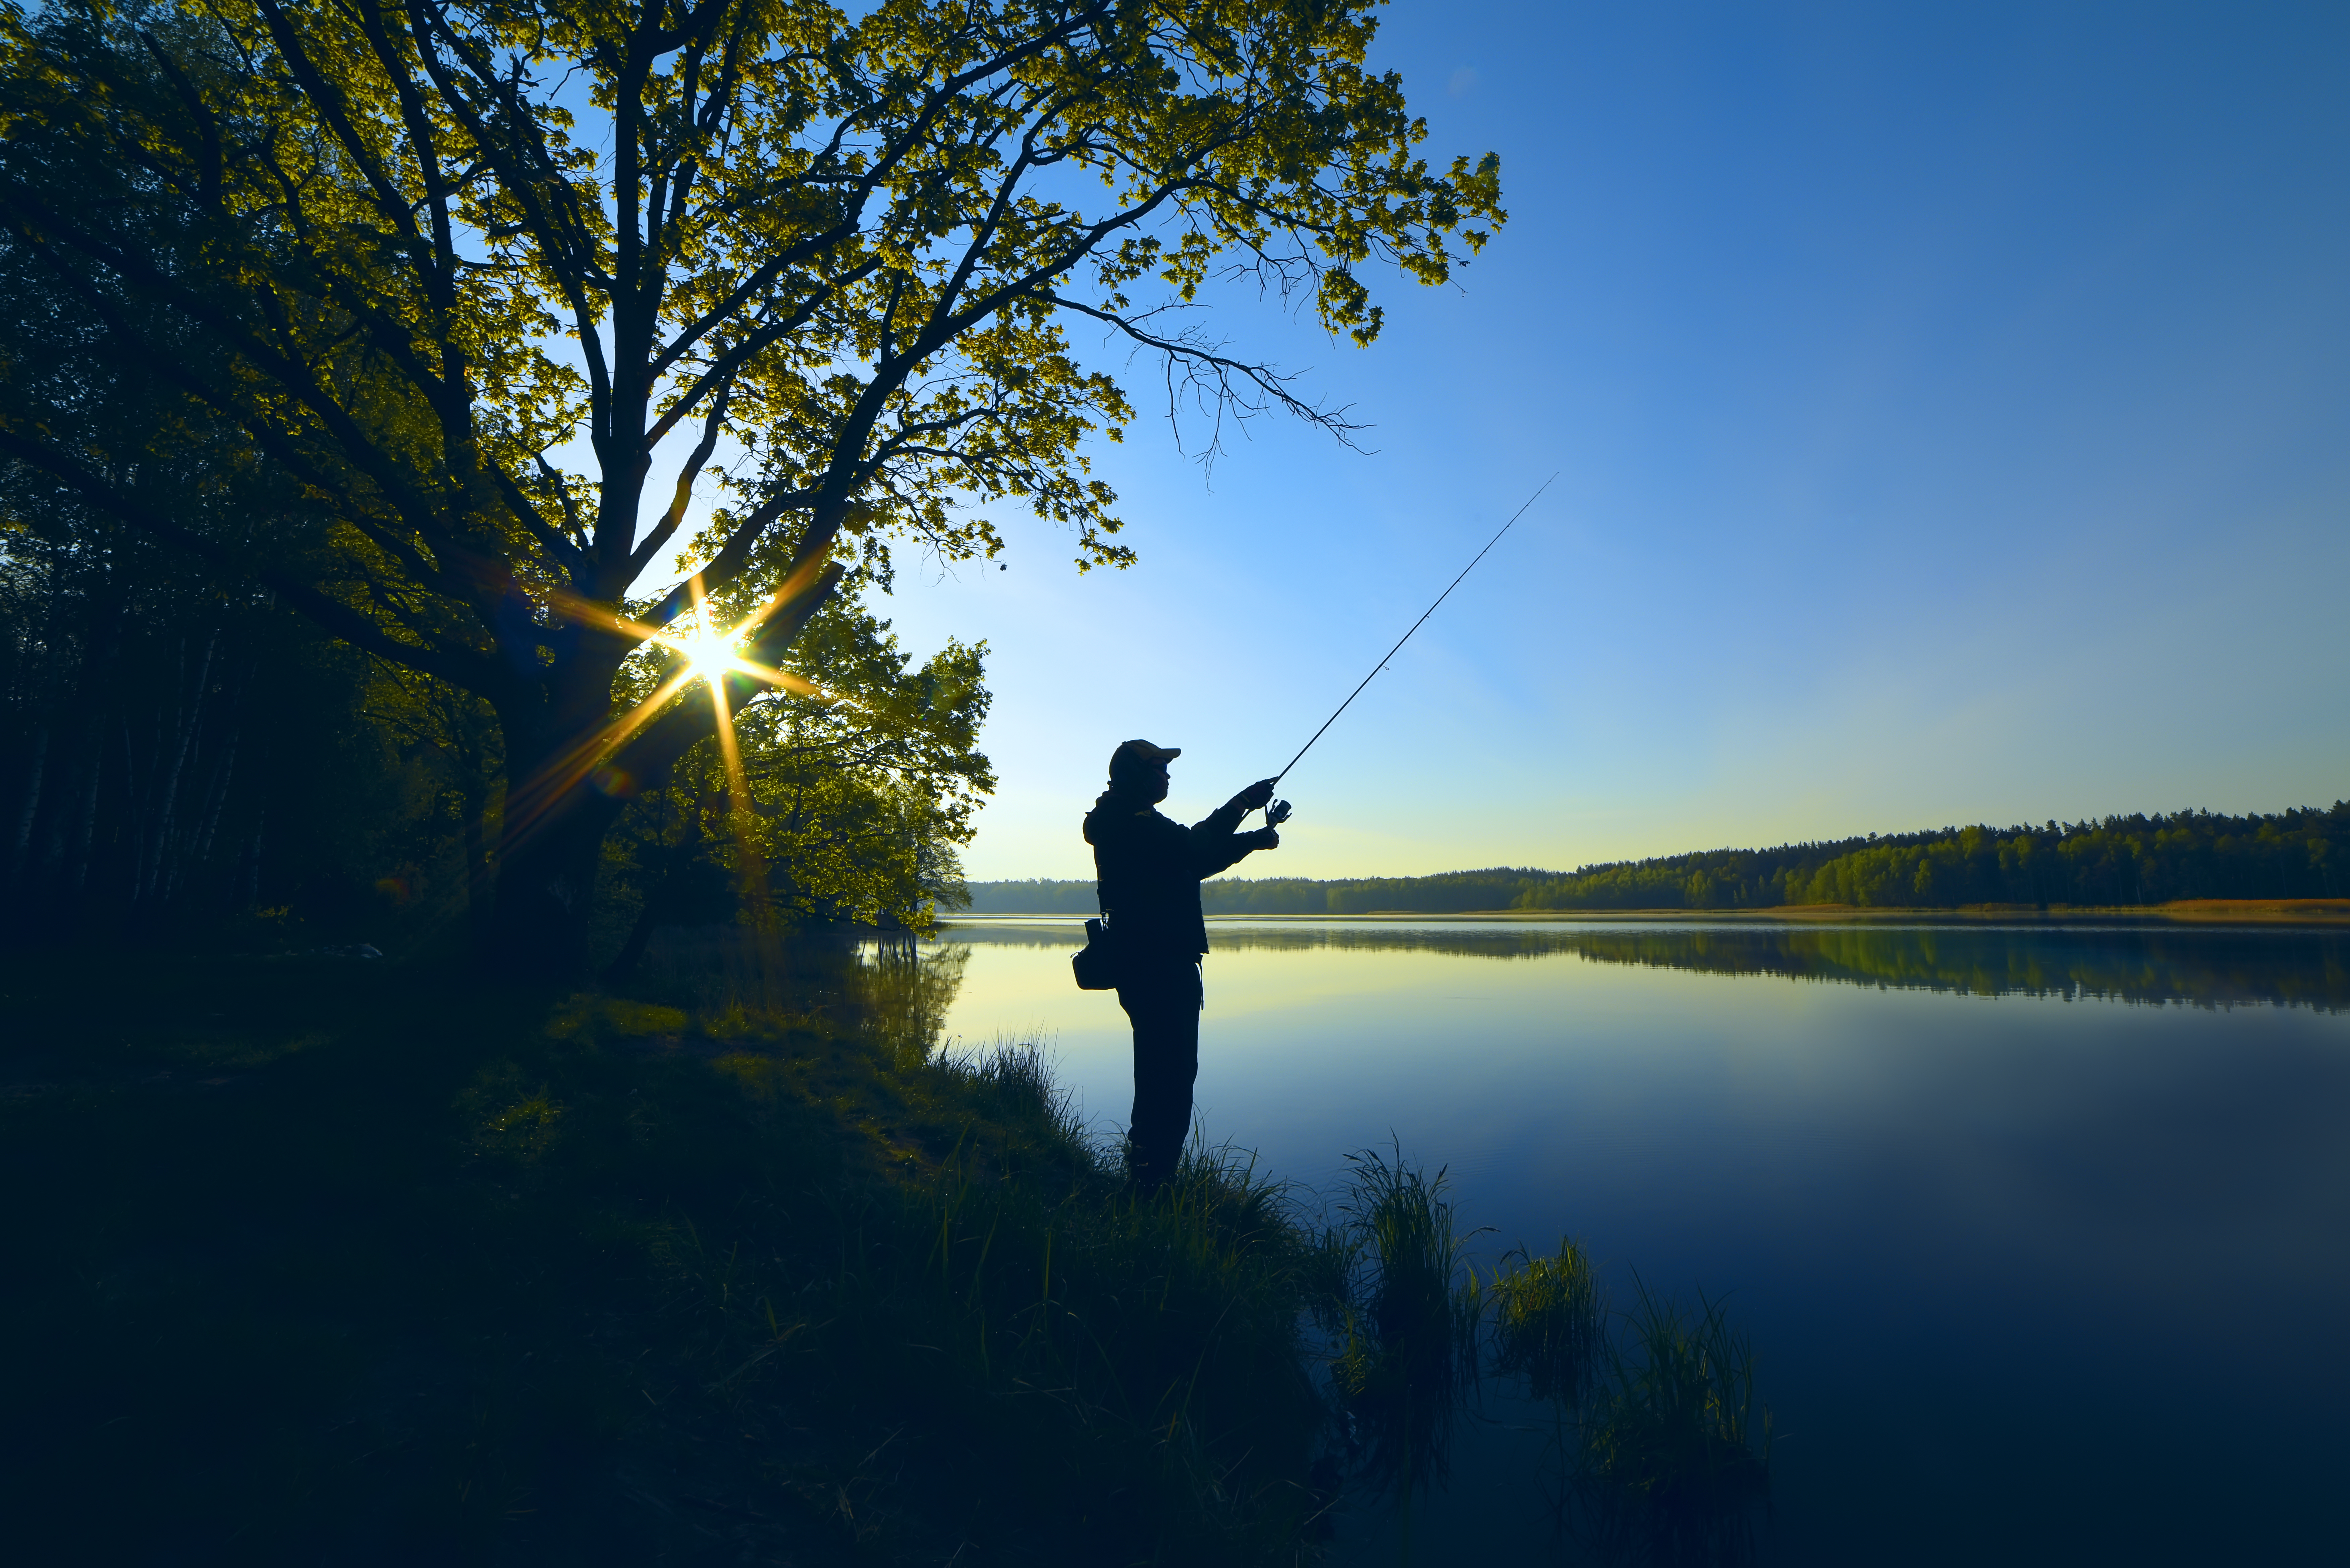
[1083,740,1281,1191]
[1078,480,1554,1190]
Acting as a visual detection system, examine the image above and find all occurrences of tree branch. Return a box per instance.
[0,425,501,693]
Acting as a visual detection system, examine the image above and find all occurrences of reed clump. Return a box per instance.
[1487,1236,1608,1544]
[1491,1238,1607,1410]
[1579,1285,1773,1565]
[1315,1144,1487,1563]
[1482,1252,1773,1567]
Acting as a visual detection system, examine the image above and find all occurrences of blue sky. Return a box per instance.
[873,0,2350,882]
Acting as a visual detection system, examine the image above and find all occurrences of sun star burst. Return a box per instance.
[671,612,744,684]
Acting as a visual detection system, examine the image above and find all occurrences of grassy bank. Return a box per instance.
[1,940,1780,1564]
[0,944,1330,1563]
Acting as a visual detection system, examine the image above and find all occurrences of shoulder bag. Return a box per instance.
[1072,891,1121,991]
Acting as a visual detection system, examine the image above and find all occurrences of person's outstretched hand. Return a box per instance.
[1229,777,1278,811]
[1251,827,1281,850]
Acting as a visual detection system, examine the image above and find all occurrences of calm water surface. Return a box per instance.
[924,919,2350,1565]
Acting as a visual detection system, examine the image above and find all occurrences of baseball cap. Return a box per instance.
[1108,738,1182,779]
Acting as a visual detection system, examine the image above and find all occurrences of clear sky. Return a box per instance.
[872,0,2350,882]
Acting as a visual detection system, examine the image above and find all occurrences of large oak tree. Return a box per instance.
[0,0,1504,972]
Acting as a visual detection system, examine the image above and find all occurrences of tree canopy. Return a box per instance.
[0,0,1504,969]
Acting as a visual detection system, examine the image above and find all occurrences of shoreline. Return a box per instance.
[949,899,2350,929]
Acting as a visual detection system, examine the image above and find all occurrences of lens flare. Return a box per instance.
[673,613,740,684]
[503,577,866,885]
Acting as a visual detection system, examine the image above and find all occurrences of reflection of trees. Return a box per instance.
[938,922,2350,1012]
[856,939,972,1064]
[623,924,972,1056]
[1547,927,2350,1012]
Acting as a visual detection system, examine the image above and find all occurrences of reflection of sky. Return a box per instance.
[931,921,2350,1564]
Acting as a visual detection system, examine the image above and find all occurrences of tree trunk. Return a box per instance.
[487,686,635,979]
[7,727,46,887]
[140,630,216,910]
[601,870,664,985]
[65,725,103,906]
[461,785,491,941]
[488,787,627,979]
[188,728,237,885]
[484,640,628,977]
[236,809,265,913]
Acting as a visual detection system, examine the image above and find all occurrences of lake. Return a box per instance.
[916,918,2350,1564]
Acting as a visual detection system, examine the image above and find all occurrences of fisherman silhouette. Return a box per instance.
[1082,740,1280,1192]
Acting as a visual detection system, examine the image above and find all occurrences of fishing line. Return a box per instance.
[1270,472,1559,791]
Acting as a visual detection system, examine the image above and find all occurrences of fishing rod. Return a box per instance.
[1252,473,1559,830]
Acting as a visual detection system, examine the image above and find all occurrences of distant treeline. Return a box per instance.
[964,868,1548,916]
[963,803,2348,913]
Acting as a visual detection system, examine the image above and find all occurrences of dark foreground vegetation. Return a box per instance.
[1,943,1312,1562]
[969,801,2350,915]
[0,938,1771,1565]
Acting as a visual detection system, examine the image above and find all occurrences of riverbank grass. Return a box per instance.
[0,948,1326,1562]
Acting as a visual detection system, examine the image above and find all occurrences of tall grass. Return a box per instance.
[1481,1247,1773,1566]
[677,1031,1334,1561]
[1321,1143,1488,1565]
[1490,1237,1608,1540]
[1491,1238,1607,1410]
[1578,1283,1773,1566]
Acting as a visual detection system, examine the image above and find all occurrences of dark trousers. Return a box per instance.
[1116,955,1203,1190]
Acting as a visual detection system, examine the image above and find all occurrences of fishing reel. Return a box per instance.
[1263,798,1293,829]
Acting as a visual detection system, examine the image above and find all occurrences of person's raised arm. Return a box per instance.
[1195,776,1277,833]
[1191,777,1282,876]
[1230,777,1276,813]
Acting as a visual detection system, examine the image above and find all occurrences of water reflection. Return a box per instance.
[943,918,2350,1011]
[630,922,973,1061]
[916,916,2350,1563]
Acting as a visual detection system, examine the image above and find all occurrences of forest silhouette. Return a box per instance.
[969,801,2350,916]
